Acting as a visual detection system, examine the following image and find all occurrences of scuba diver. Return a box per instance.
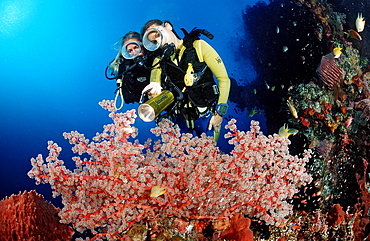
[139,20,230,142]
[105,31,159,110]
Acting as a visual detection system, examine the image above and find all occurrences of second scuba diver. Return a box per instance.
[139,20,231,142]
[105,31,159,110]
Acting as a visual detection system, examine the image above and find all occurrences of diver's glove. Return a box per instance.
[142,82,162,98]
[208,114,223,132]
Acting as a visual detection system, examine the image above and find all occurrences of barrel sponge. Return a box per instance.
[0,190,74,241]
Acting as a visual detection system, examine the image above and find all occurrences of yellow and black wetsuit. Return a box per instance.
[150,39,230,112]
[149,39,230,139]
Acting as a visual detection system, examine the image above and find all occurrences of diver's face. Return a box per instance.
[146,24,175,48]
[122,38,143,59]
[126,42,141,56]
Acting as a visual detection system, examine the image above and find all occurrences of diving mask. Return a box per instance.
[142,27,167,51]
[121,41,142,59]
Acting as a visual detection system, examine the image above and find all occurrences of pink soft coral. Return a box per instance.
[28,100,312,240]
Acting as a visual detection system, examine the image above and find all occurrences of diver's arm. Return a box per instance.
[142,57,163,97]
[197,40,230,105]
[141,58,162,98]
[150,57,162,84]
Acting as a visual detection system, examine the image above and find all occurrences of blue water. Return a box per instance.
[0,0,266,205]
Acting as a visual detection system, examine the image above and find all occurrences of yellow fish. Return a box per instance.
[356,13,366,32]
[150,185,166,197]
[333,47,342,58]
[278,124,298,138]
[286,100,298,118]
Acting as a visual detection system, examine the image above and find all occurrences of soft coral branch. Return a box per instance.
[28,100,312,240]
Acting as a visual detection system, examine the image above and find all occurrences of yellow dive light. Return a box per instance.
[138,90,174,122]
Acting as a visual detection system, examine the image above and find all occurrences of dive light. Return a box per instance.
[138,90,174,122]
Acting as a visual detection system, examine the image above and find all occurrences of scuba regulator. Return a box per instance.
[134,55,147,68]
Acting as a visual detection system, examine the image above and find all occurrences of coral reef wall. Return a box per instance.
[234,0,326,135]
[237,0,370,240]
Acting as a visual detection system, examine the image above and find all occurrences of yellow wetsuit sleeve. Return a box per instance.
[150,57,162,84]
[195,40,230,105]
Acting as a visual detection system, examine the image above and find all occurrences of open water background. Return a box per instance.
[0,0,267,206]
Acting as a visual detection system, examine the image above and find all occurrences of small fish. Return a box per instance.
[276,26,280,34]
[344,29,362,41]
[290,224,301,230]
[278,123,298,138]
[345,116,354,128]
[291,224,301,230]
[282,46,289,52]
[248,108,258,117]
[265,81,270,89]
[271,86,276,91]
[253,88,257,94]
[333,47,342,58]
[356,13,366,32]
[292,21,297,26]
[150,185,166,197]
[286,100,298,118]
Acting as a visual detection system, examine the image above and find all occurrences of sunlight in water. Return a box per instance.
[0,0,34,39]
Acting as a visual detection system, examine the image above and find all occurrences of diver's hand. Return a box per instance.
[208,114,223,132]
[142,82,162,98]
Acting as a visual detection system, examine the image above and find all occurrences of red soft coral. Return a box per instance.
[326,204,345,226]
[219,213,254,241]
